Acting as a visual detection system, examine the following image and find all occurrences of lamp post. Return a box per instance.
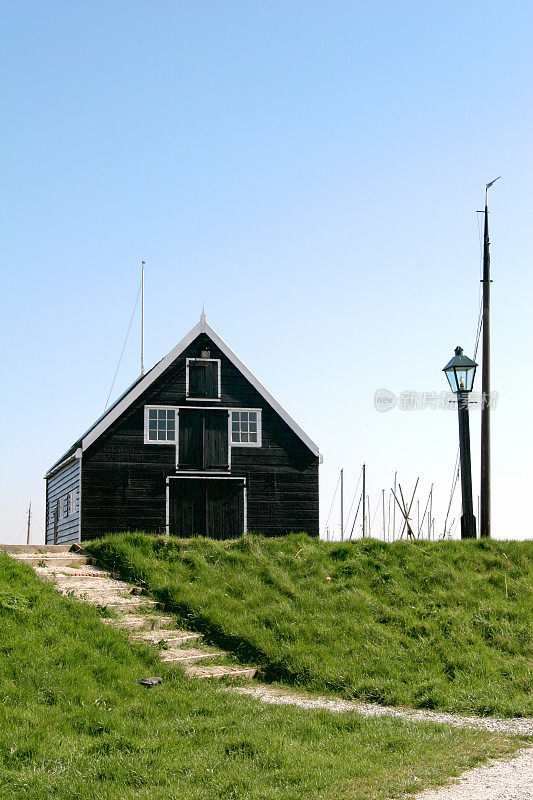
[443,346,478,540]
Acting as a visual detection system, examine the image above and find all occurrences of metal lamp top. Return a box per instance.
[442,346,478,393]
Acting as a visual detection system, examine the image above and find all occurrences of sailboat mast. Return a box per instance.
[392,471,397,540]
[26,501,31,545]
[340,468,344,541]
[480,179,499,537]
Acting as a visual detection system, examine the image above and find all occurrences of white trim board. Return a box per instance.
[45,448,82,480]
[167,475,246,480]
[78,454,82,543]
[143,405,262,453]
[80,316,320,457]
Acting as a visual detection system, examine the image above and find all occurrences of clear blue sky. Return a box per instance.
[1,1,531,543]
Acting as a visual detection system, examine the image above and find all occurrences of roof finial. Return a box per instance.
[200,304,206,327]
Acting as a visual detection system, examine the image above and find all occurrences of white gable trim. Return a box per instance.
[81,317,320,457]
[44,448,83,480]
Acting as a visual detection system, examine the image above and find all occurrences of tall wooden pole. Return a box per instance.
[480,183,497,538]
[362,463,366,538]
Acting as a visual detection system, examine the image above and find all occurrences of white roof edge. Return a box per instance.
[81,316,320,457]
[82,319,203,451]
[204,321,320,457]
[44,447,82,480]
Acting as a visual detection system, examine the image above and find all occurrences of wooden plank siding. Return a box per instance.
[80,333,319,540]
[45,458,81,544]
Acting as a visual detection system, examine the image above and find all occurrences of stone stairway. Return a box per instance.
[1,544,257,682]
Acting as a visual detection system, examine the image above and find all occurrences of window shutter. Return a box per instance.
[203,410,228,469]
[178,410,204,470]
[188,360,219,398]
[188,361,205,397]
[204,361,218,398]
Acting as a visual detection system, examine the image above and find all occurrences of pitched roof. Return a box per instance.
[46,315,320,477]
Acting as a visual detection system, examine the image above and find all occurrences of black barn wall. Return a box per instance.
[81,333,319,540]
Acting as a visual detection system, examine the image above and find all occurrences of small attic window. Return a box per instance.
[186,358,221,400]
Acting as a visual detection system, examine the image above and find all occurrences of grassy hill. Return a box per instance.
[0,551,525,800]
[87,533,533,717]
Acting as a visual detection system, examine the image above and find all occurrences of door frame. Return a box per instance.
[175,407,232,471]
[172,405,262,471]
[166,475,247,537]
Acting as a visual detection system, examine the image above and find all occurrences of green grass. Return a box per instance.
[0,552,527,800]
[86,533,533,717]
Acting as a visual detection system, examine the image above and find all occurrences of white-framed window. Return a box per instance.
[67,489,78,516]
[144,406,179,444]
[230,409,262,447]
[186,358,221,400]
[57,497,65,520]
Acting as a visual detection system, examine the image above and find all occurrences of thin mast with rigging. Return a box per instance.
[340,468,344,541]
[362,463,366,538]
[26,501,31,545]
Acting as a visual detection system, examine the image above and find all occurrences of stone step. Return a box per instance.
[184,664,258,680]
[59,590,159,610]
[1,544,81,554]
[132,629,202,646]
[99,599,161,611]
[102,614,177,631]
[160,647,223,663]
[35,565,113,579]
[11,554,91,567]
[51,577,140,593]
[5,543,258,684]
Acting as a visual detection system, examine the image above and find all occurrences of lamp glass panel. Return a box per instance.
[455,368,469,392]
[444,369,459,392]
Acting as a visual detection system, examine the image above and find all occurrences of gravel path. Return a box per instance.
[228,684,533,736]
[229,686,533,798]
[412,747,533,800]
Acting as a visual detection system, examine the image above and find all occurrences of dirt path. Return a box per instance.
[228,684,533,736]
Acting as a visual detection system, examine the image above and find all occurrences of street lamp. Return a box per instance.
[443,346,477,539]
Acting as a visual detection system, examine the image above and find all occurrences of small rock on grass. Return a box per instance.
[137,677,162,688]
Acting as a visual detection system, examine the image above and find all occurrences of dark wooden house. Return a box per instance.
[45,314,320,542]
